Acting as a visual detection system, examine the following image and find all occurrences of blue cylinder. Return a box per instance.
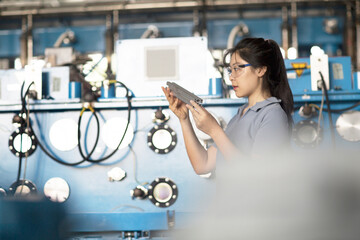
[69,82,81,99]
[100,83,116,99]
[208,77,223,97]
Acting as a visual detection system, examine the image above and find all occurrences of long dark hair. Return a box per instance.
[223,37,294,128]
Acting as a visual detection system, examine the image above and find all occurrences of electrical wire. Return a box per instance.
[22,98,31,183]
[15,82,33,194]
[16,81,29,183]
[319,72,335,148]
[77,106,101,161]
[16,151,23,183]
[21,82,86,166]
[323,101,360,113]
[129,145,148,186]
[20,80,132,166]
[78,80,132,163]
[315,89,325,145]
[84,112,108,160]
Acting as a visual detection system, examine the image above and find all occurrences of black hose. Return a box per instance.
[319,72,335,148]
[16,82,26,182]
[81,81,132,163]
[21,82,86,166]
[16,148,23,182]
[77,107,100,161]
[21,80,132,166]
[323,101,360,113]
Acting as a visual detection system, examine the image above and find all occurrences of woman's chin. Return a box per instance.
[235,92,246,98]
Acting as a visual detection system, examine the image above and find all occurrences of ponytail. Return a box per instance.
[266,39,294,128]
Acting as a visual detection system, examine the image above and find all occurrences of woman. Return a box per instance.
[162,38,293,174]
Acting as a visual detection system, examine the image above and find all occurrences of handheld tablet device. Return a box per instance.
[166,82,203,106]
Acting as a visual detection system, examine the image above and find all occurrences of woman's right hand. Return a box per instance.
[162,86,189,120]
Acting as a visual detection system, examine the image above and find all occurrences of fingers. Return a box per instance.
[188,100,205,116]
[162,86,174,105]
[189,100,204,112]
[186,103,197,115]
[161,86,170,99]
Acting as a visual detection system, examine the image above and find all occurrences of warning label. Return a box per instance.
[291,62,308,77]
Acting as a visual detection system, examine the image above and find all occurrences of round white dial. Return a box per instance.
[44,177,70,203]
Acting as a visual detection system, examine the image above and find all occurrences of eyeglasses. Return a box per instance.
[226,64,251,77]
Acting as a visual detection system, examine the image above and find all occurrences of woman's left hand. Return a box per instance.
[186,100,221,137]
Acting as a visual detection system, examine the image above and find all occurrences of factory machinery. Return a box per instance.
[0,1,360,239]
[0,36,359,239]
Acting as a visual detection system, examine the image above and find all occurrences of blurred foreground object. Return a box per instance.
[0,197,68,240]
[175,150,360,240]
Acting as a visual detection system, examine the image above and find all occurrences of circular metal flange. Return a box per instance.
[8,128,37,157]
[44,177,70,203]
[292,120,322,148]
[0,188,7,197]
[9,179,37,197]
[336,111,360,142]
[148,177,178,208]
[147,124,177,154]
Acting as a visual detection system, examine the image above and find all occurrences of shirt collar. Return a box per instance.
[249,97,281,112]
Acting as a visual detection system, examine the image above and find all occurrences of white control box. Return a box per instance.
[116,37,209,97]
[310,54,329,91]
[0,69,26,103]
[25,64,42,100]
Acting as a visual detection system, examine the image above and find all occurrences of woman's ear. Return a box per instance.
[256,66,267,78]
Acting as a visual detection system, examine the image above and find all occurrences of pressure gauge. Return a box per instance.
[43,177,70,203]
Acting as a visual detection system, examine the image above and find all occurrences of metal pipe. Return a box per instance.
[291,2,298,52]
[226,22,249,49]
[192,9,200,36]
[105,14,113,75]
[356,0,360,71]
[281,5,289,58]
[27,14,33,64]
[113,10,119,45]
[53,30,75,48]
[346,2,354,67]
[0,0,352,17]
[201,0,208,37]
[20,16,28,67]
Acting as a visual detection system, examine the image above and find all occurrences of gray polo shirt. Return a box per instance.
[215,97,290,161]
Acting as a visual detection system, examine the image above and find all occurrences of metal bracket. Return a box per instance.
[167,210,175,229]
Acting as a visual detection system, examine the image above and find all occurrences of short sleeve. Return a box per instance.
[251,107,290,157]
